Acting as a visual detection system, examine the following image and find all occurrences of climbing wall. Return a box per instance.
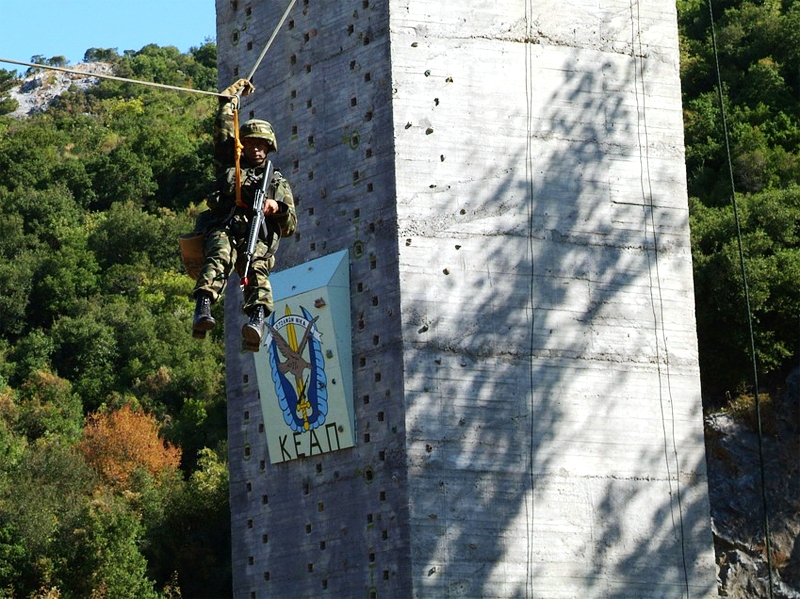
[218,0,719,597]
[219,1,412,597]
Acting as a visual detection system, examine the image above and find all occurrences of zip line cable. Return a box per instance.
[629,0,690,593]
[523,0,537,596]
[246,0,297,82]
[0,0,298,97]
[0,57,227,97]
[2,0,297,209]
[234,0,296,220]
[706,1,775,596]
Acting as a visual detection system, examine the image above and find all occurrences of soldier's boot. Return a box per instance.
[192,291,216,339]
[241,305,266,352]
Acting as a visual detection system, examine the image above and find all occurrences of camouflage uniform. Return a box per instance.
[193,161,295,314]
[192,87,297,346]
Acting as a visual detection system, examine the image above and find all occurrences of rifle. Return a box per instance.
[241,160,274,288]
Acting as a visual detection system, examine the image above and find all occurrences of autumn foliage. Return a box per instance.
[78,404,181,489]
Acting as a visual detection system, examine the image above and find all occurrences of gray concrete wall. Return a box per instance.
[219,0,718,597]
[218,1,412,597]
[391,0,717,596]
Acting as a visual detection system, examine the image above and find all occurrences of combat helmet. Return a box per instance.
[239,119,277,152]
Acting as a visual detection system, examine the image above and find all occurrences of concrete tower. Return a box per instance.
[218,0,719,597]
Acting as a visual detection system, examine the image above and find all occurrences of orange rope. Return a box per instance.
[232,97,245,208]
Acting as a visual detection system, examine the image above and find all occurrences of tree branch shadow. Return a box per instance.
[399,42,717,597]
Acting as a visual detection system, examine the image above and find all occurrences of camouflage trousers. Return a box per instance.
[193,226,276,316]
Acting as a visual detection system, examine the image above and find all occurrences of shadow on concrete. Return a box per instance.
[399,40,718,598]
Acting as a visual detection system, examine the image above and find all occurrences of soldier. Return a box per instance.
[190,78,297,351]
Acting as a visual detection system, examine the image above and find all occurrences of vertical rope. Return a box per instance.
[629,0,690,594]
[246,0,298,83]
[706,1,775,596]
[233,0,297,210]
[524,0,537,597]
[232,97,245,208]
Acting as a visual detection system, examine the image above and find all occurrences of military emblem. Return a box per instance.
[265,305,328,433]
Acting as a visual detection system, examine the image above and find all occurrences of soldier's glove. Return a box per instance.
[221,78,255,97]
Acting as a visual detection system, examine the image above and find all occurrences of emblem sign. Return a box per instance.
[252,250,356,463]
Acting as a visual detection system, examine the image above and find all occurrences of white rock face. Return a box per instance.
[5,62,112,117]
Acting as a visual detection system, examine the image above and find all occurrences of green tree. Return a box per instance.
[0,247,40,339]
[50,307,119,410]
[88,200,188,271]
[0,97,19,115]
[691,186,800,397]
[0,68,20,116]
[0,119,68,192]
[680,0,800,397]
[83,48,121,63]
[0,439,98,595]
[88,145,158,209]
[142,447,231,597]
[15,369,83,441]
[0,69,19,94]
[58,494,160,599]
[6,329,54,388]
[0,521,29,595]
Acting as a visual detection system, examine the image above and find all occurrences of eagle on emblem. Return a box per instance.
[266,307,328,433]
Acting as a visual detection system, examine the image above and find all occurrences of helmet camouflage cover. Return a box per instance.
[239,119,278,152]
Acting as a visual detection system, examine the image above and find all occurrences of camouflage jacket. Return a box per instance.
[199,98,297,247]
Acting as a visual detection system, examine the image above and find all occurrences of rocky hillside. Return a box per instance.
[4,61,112,117]
[706,370,800,598]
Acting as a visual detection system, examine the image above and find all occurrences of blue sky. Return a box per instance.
[0,0,216,68]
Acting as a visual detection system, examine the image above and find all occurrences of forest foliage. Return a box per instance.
[0,43,230,598]
[679,0,800,401]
